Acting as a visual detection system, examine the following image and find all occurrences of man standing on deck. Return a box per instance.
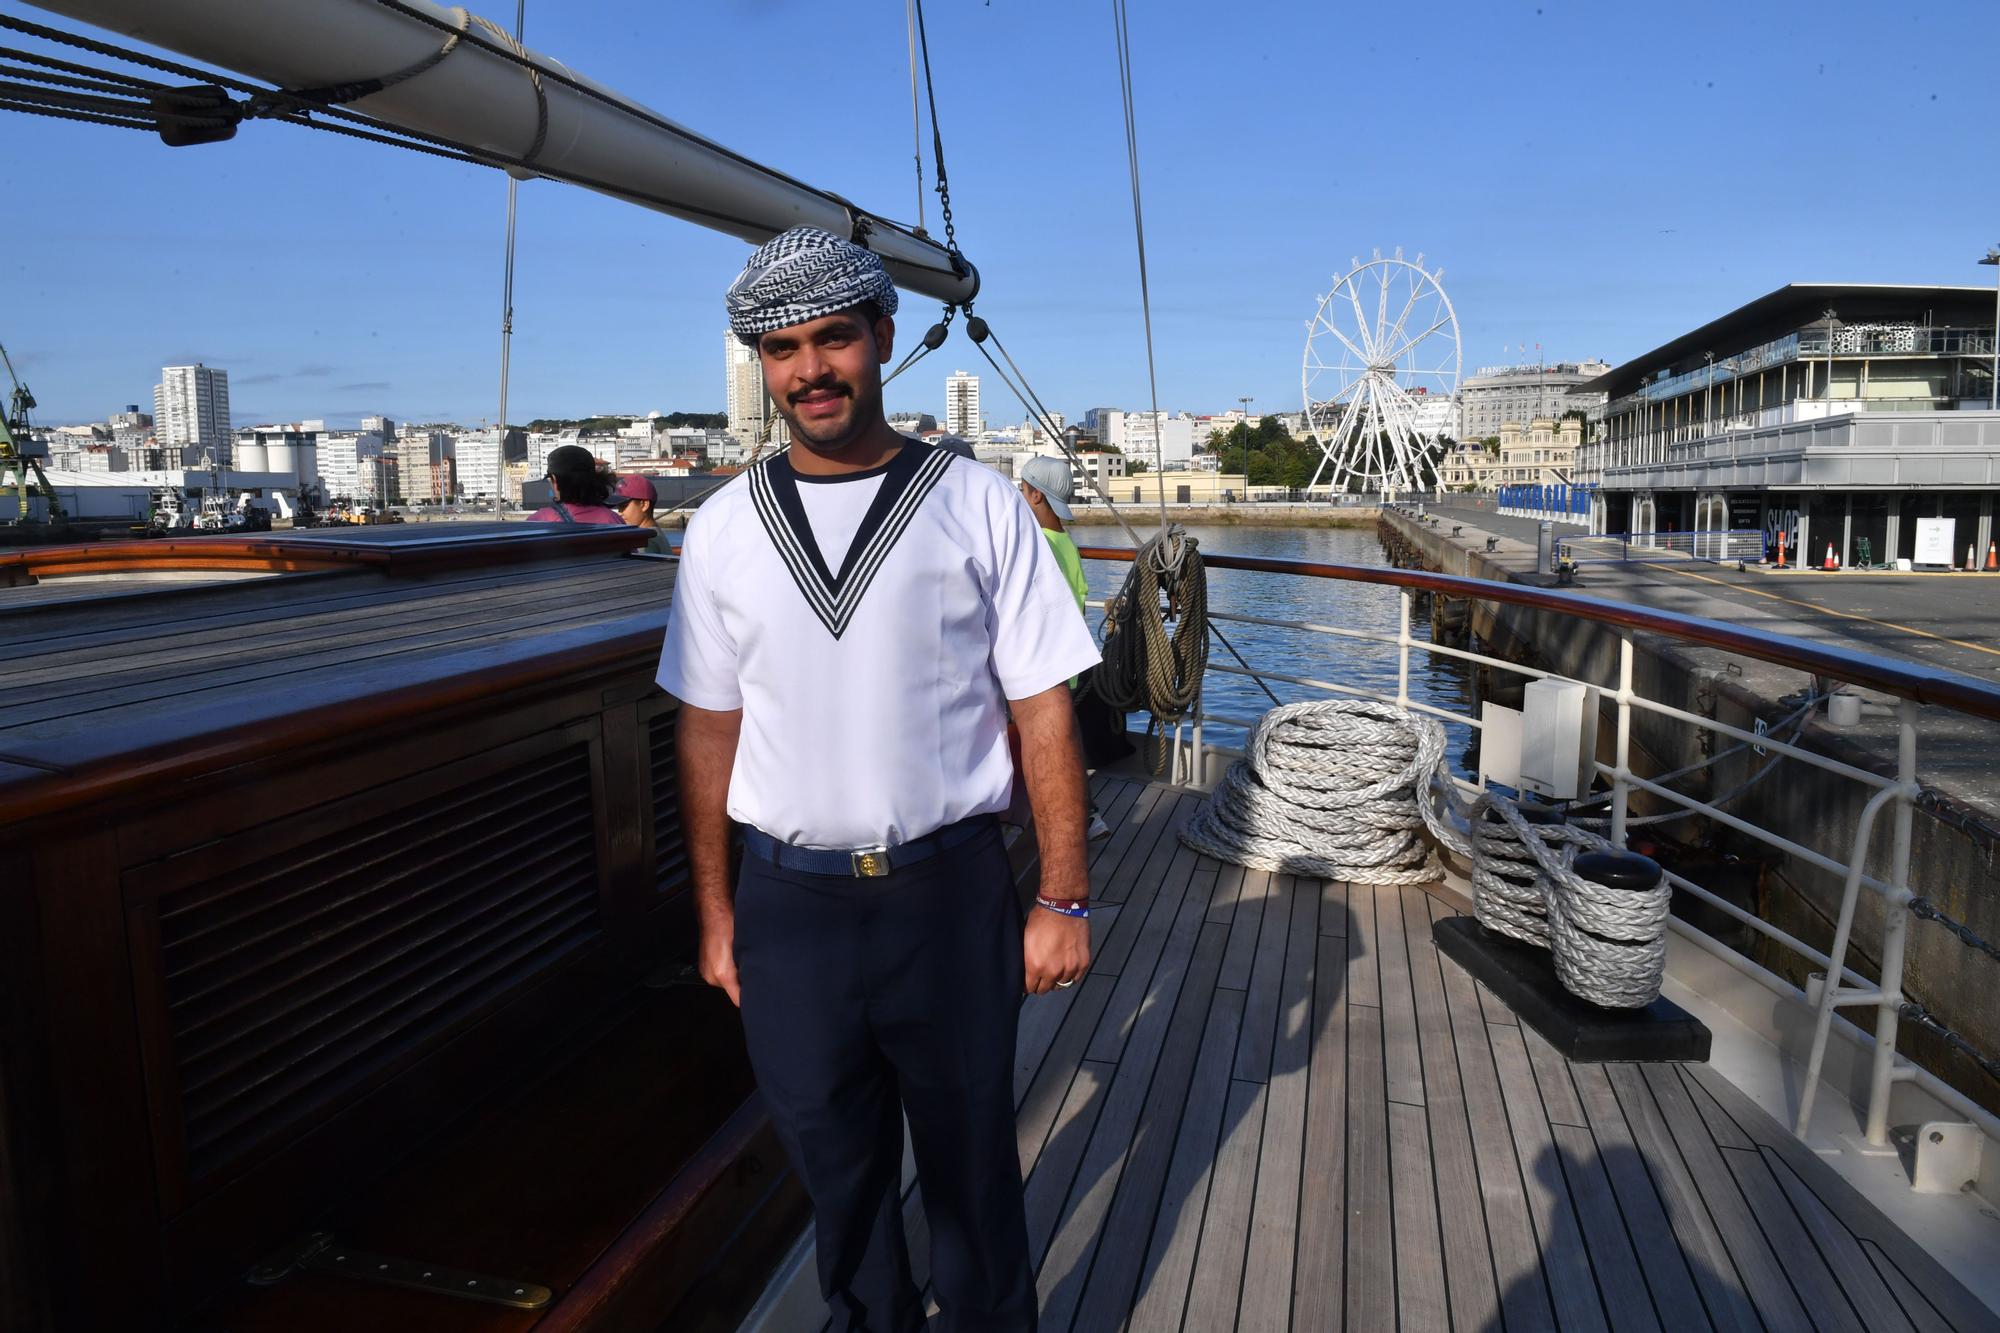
[656,227,1100,1333]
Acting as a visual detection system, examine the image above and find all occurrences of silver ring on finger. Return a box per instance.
[1055,979,1075,988]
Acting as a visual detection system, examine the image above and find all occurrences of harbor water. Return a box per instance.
[1077,525,1477,771]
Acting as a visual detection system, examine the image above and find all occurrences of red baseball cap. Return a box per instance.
[611,473,657,507]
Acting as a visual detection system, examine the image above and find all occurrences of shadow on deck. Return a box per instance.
[927,773,1990,1333]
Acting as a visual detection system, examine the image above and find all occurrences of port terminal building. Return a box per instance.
[1572,283,2000,566]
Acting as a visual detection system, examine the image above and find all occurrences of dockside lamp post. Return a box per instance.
[1703,351,1715,438]
[1981,246,2000,411]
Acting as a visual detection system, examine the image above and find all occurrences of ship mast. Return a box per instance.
[16,0,979,306]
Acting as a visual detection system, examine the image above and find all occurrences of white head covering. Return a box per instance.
[1017,455,1075,521]
[726,226,899,345]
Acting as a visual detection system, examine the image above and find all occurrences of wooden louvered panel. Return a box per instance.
[163,793,594,1039]
[152,745,603,1182]
[157,761,563,962]
[650,711,689,895]
[176,857,596,1110]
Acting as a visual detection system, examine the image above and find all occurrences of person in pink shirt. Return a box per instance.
[529,444,625,524]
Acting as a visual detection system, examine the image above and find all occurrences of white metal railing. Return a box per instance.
[1082,550,2000,1156]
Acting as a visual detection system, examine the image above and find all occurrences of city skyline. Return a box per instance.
[10,1,1997,430]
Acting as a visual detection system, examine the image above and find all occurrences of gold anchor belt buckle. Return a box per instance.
[850,847,891,878]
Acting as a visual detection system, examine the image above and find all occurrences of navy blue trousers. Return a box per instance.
[734,823,1036,1333]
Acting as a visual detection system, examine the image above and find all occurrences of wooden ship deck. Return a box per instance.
[865,772,1995,1333]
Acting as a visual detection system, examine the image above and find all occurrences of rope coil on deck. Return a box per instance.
[1179,699,1445,884]
[1092,527,1208,738]
[1467,795,1670,1008]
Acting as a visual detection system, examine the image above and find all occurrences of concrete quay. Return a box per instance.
[1379,505,2000,1117]
[1066,503,1381,528]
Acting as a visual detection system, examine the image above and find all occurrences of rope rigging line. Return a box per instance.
[492,0,529,518]
[1110,0,1167,528]
[1092,527,1208,743]
[904,0,925,235]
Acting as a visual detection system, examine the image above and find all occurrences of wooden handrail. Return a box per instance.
[1075,544,2000,723]
[0,526,650,583]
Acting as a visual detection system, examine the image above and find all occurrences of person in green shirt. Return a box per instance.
[1018,455,1111,839]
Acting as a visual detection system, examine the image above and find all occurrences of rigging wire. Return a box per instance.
[904,0,926,236]
[494,0,527,517]
[1110,0,1167,529]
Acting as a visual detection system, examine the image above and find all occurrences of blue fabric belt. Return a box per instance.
[741,814,995,878]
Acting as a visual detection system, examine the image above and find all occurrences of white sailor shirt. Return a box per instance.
[655,442,1103,851]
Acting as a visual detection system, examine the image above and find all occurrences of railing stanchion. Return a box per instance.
[1865,698,1921,1145]
[1397,588,1412,708]
[1612,634,1633,846]
[1192,693,1205,789]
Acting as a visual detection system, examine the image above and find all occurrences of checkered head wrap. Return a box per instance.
[726,226,899,345]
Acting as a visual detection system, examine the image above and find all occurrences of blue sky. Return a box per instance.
[10,0,1997,429]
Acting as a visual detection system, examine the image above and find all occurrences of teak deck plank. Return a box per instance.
[1397,884,1501,1333]
[1317,877,1347,936]
[1288,933,1348,1333]
[1343,1001,1395,1333]
[1022,1060,1112,1261]
[1215,868,1271,991]
[1015,974,1117,1170]
[1720,1146,1868,1333]
[1553,1120,1664,1333]
[1127,987,1246,1333]
[1235,883,1317,1332]
[1093,790,1188,909]
[1641,1062,1822,1333]
[1177,1078,1264,1333]
[1434,926,1559,1333]
[1371,880,1426,1108]
[1231,874,1295,1083]
[1488,1019,1611,1333]
[1862,1239,1959,1333]
[1604,1063,1764,1333]
[1035,857,1215,1333]
[1568,1061,1716,1333]
[1086,845,1210,1065]
[1070,919,1227,1333]
[1685,1061,2000,1333]
[1203,862,1247,927]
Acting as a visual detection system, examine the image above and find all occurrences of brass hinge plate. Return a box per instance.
[246,1231,553,1310]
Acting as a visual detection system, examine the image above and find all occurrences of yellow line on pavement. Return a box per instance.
[1647,563,2000,660]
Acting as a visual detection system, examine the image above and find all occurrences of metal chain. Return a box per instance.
[1898,1000,2000,1083]
[908,0,962,272]
[1907,898,2000,965]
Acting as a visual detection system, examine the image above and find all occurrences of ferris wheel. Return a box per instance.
[1301,249,1462,495]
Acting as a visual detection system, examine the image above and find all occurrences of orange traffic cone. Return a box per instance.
[1987,540,1997,571]
[1775,531,1787,568]
[1823,541,1838,571]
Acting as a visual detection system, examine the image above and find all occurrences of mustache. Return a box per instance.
[788,377,851,405]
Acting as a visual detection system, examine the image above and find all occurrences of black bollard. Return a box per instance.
[1572,850,1663,898]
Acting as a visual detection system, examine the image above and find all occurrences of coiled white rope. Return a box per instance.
[1181,697,1670,1007]
[1179,700,1446,885]
[1467,794,1670,1008]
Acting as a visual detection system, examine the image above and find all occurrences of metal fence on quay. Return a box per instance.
[1560,529,1767,564]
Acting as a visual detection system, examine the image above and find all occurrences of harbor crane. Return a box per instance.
[0,339,66,525]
